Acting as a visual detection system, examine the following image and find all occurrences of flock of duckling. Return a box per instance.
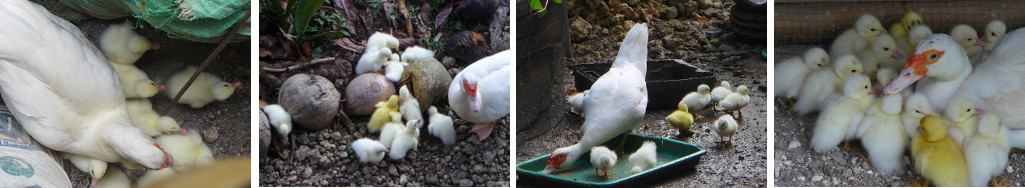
[777,11,1022,186]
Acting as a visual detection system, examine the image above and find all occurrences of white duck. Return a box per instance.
[679,84,711,116]
[855,93,905,174]
[811,74,874,152]
[714,114,738,145]
[541,24,648,174]
[389,119,423,160]
[710,81,732,105]
[793,55,864,115]
[352,138,388,163]
[902,93,933,139]
[398,85,422,122]
[884,29,1025,149]
[449,50,511,140]
[125,99,184,136]
[0,0,171,170]
[628,141,657,174]
[856,34,905,76]
[900,25,934,70]
[427,106,456,145]
[165,66,242,108]
[718,85,750,120]
[830,14,886,57]
[589,146,617,178]
[944,98,982,145]
[98,23,158,65]
[775,47,829,100]
[964,113,1011,187]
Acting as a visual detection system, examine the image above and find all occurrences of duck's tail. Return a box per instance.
[613,23,649,75]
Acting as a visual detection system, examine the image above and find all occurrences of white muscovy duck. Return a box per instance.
[449,50,511,140]
[884,29,1025,149]
[0,0,171,170]
[541,23,648,174]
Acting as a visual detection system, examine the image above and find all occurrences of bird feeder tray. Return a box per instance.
[570,59,717,111]
[516,134,707,187]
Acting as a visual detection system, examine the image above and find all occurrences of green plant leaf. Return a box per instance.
[529,0,542,11]
[292,0,326,43]
[553,0,562,4]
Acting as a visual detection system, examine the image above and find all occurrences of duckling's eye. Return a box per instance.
[864,85,869,89]
[851,69,857,73]
[817,64,823,67]
[915,110,921,113]
[968,38,973,41]
[871,28,877,31]
[966,108,971,112]
[991,32,996,36]
[884,47,890,51]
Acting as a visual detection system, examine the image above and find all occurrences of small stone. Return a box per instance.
[442,56,457,68]
[787,140,801,149]
[811,175,823,182]
[302,168,313,179]
[661,7,677,19]
[1008,166,1014,173]
[624,0,639,6]
[399,174,410,185]
[201,126,219,143]
[798,176,806,181]
[456,179,473,187]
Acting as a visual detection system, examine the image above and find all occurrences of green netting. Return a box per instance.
[34,0,250,43]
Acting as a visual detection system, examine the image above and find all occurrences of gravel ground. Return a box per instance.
[772,46,1025,187]
[517,0,767,187]
[62,19,251,186]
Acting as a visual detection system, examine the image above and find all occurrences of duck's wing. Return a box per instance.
[579,67,647,147]
[480,64,510,119]
[961,29,1025,129]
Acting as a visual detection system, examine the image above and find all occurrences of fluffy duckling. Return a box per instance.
[793,55,864,115]
[718,85,750,120]
[892,11,923,53]
[389,119,424,160]
[907,25,933,47]
[99,23,157,65]
[368,95,400,133]
[714,115,739,145]
[352,138,388,163]
[964,113,1011,186]
[629,141,657,174]
[911,115,969,187]
[775,47,829,100]
[856,93,906,174]
[95,167,129,188]
[944,98,981,144]
[811,74,874,152]
[165,66,241,108]
[950,24,986,60]
[155,130,215,171]
[65,153,107,187]
[110,63,162,98]
[666,103,694,134]
[366,32,400,51]
[379,112,404,148]
[401,46,436,63]
[398,85,422,122]
[357,47,393,75]
[680,84,711,115]
[427,106,456,145]
[710,81,732,105]
[589,146,617,178]
[983,20,1007,51]
[125,99,184,136]
[384,60,408,83]
[902,93,933,139]
[262,104,293,142]
[856,34,905,76]
[567,90,588,117]
[830,14,886,57]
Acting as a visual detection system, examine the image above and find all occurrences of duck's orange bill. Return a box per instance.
[905,49,945,76]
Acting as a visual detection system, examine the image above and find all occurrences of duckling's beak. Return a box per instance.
[974,39,987,46]
[974,108,985,115]
[892,50,906,60]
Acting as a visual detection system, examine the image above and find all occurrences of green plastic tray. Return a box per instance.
[516,134,707,187]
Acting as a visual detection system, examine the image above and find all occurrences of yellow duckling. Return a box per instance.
[665,103,694,134]
[367,95,400,133]
[911,115,969,186]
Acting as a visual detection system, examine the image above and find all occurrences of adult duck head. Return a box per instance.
[884,34,971,94]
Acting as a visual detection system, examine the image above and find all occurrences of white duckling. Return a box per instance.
[964,113,1011,186]
[262,104,293,143]
[155,130,214,171]
[950,24,987,61]
[356,47,392,75]
[402,46,436,63]
[0,0,171,170]
[125,99,184,136]
[856,34,905,76]
[983,20,1006,51]
[384,60,408,83]
[428,106,456,145]
[945,98,982,145]
[567,90,589,117]
[811,74,875,152]
[398,85,422,122]
[110,63,163,98]
[680,84,711,116]
[99,23,158,65]
[352,138,388,163]
[902,93,933,139]
[710,81,732,105]
[379,112,404,148]
[389,119,423,160]
[366,32,400,51]
[65,153,107,187]
[589,146,617,178]
[855,93,905,174]
[165,66,241,108]
[629,141,657,174]
[713,115,738,145]
[775,47,829,100]
[830,14,886,57]
[95,167,129,188]
[542,24,649,174]
[718,85,750,120]
[793,55,864,115]
[449,50,511,140]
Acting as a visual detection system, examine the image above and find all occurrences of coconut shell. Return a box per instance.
[278,74,340,131]
[445,31,489,66]
[344,73,396,115]
[259,111,270,159]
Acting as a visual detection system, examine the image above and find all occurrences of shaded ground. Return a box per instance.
[517,0,767,186]
[773,46,1025,187]
[62,19,251,187]
[258,0,511,186]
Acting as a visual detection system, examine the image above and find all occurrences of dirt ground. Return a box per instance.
[258,0,512,187]
[516,0,768,187]
[773,46,1025,187]
[59,19,252,186]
